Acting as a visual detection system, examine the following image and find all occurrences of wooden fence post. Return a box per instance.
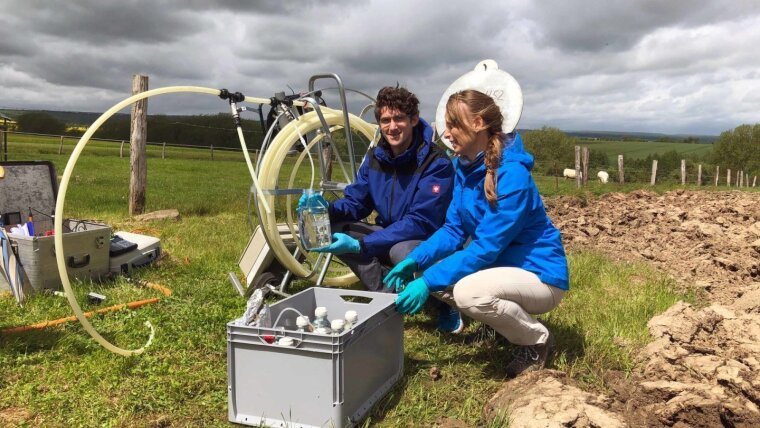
[581,146,589,185]
[739,170,744,187]
[746,173,749,188]
[753,176,757,187]
[120,140,125,158]
[553,161,559,192]
[680,159,686,185]
[161,142,166,160]
[697,164,702,186]
[618,155,624,184]
[58,136,64,155]
[650,159,658,185]
[727,169,731,187]
[574,146,581,189]
[210,144,214,161]
[129,74,148,216]
[715,166,719,186]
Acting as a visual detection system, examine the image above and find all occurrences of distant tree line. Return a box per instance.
[92,113,265,149]
[522,123,759,183]
[522,127,607,175]
[14,112,265,149]
[710,124,760,176]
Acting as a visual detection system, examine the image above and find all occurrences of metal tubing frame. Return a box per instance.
[308,74,358,178]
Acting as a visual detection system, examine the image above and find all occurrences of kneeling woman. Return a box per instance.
[384,89,568,377]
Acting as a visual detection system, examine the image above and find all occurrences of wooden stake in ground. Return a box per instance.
[697,164,702,186]
[129,74,148,216]
[650,159,658,185]
[727,169,731,187]
[575,146,581,189]
[681,159,686,185]
[618,155,624,184]
[582,146,589,186]
[715,165,719,186]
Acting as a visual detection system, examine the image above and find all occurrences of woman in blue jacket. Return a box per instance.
[384,89,568,377]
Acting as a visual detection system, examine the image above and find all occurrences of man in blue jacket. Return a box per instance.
[309,86,462,332]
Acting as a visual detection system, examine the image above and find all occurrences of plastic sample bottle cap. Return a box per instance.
[331,319,345,332]
[277,337,295,347]
[296,316,310,329]
[345,310,358,324]
[315,306,328,318]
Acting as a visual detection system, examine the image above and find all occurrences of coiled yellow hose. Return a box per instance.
[55,86,377,354]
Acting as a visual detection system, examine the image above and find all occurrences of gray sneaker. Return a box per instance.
[504,333,554,378]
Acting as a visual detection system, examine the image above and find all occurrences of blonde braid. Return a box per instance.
[484,133,504,206]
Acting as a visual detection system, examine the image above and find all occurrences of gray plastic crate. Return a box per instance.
[227,287,404,428]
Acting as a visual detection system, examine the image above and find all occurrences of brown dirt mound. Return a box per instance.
[485,190,760,427]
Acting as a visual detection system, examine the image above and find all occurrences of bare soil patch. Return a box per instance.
[485,190,760,427]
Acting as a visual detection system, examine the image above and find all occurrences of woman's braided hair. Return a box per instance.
[446,89,505,206]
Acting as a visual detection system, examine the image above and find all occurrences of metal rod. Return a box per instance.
[308,74,357,178]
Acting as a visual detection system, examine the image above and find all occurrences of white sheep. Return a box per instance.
[597,171,609,183]
[563,168,582,180]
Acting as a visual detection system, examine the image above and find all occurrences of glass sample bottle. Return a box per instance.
[313,306,331,334]
[298,189,331,250]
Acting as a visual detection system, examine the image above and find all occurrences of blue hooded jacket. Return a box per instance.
[407,132,569,291]
[329,118,455,257]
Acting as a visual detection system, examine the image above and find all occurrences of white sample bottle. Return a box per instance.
[344,310,359,330]
[330,319,346,335]
[298,189,331,250]
[295,315,312,332]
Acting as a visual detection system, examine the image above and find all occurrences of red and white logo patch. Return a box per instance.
[432,184,441,194]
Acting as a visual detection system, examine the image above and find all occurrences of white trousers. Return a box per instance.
[434,267,565,346]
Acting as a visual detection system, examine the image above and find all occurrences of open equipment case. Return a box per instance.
[0,161,111,295]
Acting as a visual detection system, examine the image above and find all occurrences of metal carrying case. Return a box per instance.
[227,287,404,428]
[0,161,111,293]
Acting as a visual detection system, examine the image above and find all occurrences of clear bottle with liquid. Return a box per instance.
[298,189,331,250]
[313,306,331,334]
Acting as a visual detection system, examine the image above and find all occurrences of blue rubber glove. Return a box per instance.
[296,192,329,212]
[395,277,430,315]
[383,258,418,292]
[311,233,360,254]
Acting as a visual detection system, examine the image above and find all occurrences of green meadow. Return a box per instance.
[1,134,699,427]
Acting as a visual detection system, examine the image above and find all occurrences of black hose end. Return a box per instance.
[219,89,245,103]
[231,92,245,103]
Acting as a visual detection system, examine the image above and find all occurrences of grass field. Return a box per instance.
[580,139,713,160]
[0,136,705,426]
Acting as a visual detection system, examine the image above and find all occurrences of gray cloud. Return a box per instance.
[1,0,759,135]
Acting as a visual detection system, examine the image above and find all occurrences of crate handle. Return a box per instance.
[67,254,90,268]
[338,295,373,304]
[254,332,305,349]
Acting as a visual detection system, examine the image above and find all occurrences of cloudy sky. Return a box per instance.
[1,0,759,135]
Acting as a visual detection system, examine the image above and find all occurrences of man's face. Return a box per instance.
[378,107,419,155]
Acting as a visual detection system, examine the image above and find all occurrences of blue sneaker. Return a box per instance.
[437,302,464,334]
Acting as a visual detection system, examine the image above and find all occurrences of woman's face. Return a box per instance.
[443,102,484,160]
